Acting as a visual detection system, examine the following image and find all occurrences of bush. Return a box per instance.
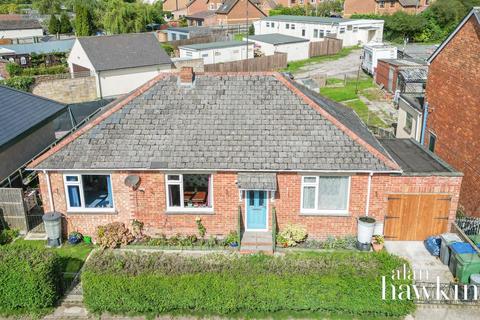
[0,246,62,316]
[0,76,35,92]
[6,62,22,77]
[161,43,174,56]
[82,251,415,317]
[299,235,357,250]
[21,65,67,76]
[0,228,19,245]
[96,222,134,249]
[276,224,307,247]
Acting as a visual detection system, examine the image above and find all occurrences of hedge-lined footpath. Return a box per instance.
[83,251,415,318]
[0,246,63,316]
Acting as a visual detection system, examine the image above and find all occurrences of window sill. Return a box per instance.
[166,208,214,215]
[67,208,117,215]
[300,211,349,217]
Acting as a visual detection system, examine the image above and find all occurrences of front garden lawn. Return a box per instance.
[11,239,93,287]
[82,250,415,318]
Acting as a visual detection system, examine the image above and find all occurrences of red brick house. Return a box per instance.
[424,7,480,216]
[29,68,462,245]
[344,0,431,18]
[186,0,266,26]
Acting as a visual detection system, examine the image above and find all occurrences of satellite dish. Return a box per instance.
[124,175,140,190]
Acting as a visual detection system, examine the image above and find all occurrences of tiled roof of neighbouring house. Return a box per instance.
[0,85,66,149]
[216,0,265,14]
[261,15,351,24]
[0,19,42,31]
[32,72,399,172]
[77,33,172,72]
[398,0,421,7]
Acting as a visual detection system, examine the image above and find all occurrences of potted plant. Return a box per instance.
[357,216,376,244]
[372,235,384,252]
[68,231,83,245]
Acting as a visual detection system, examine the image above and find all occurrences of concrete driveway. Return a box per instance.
[385,241,452,283]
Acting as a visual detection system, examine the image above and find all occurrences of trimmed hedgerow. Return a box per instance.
[0,246,63,316]
[82,251,415,317]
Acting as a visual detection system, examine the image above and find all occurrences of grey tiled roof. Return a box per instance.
[35,74,394,171]
[0,85,66,149]
[78,33,172,72]
[238,172,277,190]
[0,19,42,31]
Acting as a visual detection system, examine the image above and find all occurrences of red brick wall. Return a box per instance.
[344,0,430,17]
[425,15,480,215]
[219,0,266,25]
[38,171,462,240]
[375,60,398,93]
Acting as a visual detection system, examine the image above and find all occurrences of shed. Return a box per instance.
[179,40,254,65]
[246,33,309,61]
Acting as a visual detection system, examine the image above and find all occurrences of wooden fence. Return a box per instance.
[204,53,287,72]
[309,37,343,58]
[0,188,28,232]
[169,32,228,49]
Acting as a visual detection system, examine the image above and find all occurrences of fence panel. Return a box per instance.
[0,188,28,232]
[309,38,343,58]
[204,53,287,72]
[168,33,228,49]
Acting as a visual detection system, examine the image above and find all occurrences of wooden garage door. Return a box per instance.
[384,194,451,240]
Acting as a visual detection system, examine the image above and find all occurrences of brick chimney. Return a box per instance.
[179,67,194,85]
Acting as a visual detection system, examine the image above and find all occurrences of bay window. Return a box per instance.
[166,174,213,212]
[301,176,350,215]
[64,174,114,212]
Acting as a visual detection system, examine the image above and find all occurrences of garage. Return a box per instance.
[379,138,463,241]
[384,194,451,240]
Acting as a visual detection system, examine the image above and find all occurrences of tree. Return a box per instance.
[75,4,95,36]
[32,0,61,14]
[59,12,73,34]
[48,14,60,34]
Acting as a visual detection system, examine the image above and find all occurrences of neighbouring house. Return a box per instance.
[424,7,480,216]
[163,0,191,18]
[28,68,462,244]
[253,15,384,47]
[395,93,424,141]
[0,39,75,67]
[246,33,309,62]
[0,18,43,40]
[375,58,427,94]
[179,40,253,64]
[67,33,172,98]
[361,43,397,75]
[186,0,266,26]
[0,85,67,185]
[343,0,431,18]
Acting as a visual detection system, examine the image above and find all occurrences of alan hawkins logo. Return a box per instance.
[382,264,479,301]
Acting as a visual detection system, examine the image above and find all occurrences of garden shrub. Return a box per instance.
[96,222,134,249]
[6,62,22,77]
[276,224,307,247]
[0,246,62,315]
[21,65,67,76]
[0,76,35,92]
[0,228,19,245]
[82,250,415,317]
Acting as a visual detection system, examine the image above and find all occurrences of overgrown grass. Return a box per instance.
[320,78,388,128]
[282,46,359,73]
[234,33,246,41]
[83,250,415,318]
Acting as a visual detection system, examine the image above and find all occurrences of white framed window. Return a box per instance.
[202,53,209,57]
[214,51,221,56]
[64,174,114,212]
[186,51,192,57]
[166,174,213,213]
[353,26,358,33]
[319,30,325,38]
[271,22,275,28]
[300,176,350,215]
[20,56,27,65]
[286,23,290,29]
[266,22,270,27]
[313,29,318,38]
[339,27,346,34]
[291,24,295,30]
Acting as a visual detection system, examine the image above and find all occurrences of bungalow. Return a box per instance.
[0,85,66,186]
[0,39,75,67]
[0,18,43,40]
[67,33,172,98]
[253,15,384,47]
[29,68,462,245]
[179,40,253,64]
[246,33,310,62]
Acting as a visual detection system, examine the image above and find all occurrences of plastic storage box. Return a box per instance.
[449,243,476,277]
[440,233,462,265]
[453,253,480,284]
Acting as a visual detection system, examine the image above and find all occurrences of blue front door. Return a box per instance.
[246,190,267,230]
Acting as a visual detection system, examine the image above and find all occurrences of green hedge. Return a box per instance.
[83,251,415,317]
[0,76,35,92]
[0,246,63,316]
